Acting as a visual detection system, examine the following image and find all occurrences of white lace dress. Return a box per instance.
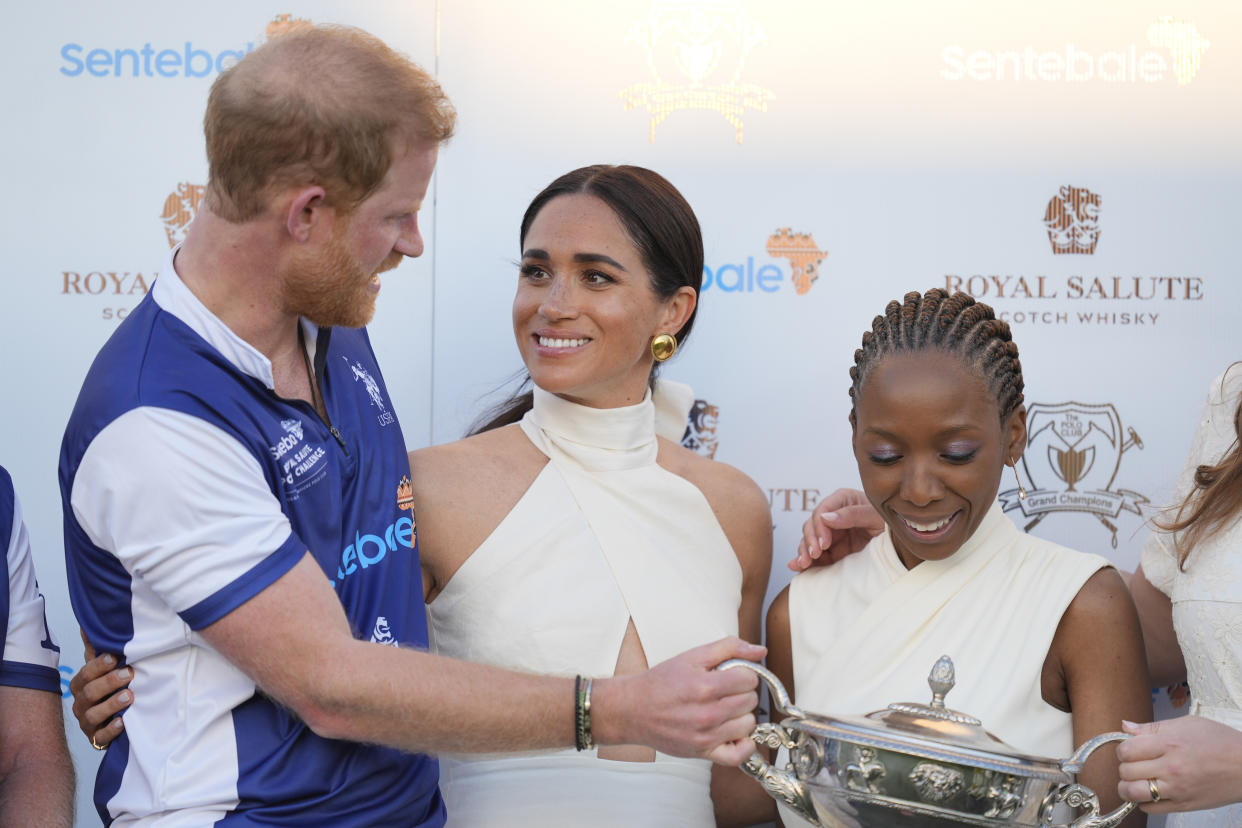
[1141,365,1242,827]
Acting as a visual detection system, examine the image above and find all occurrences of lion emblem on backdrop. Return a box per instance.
[160,183,205,249]
[1042,185,1101,255]
[766,228,828,295]
[682,399,719,459]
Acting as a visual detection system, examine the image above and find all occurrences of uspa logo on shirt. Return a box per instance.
[347,359,395,426]
[1042,186,1101,255]
[619,1,774,144]
[1001,401,1148,547]
[681,399,720,459]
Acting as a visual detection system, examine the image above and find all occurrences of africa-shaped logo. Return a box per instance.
[1148,17,1210,85]
[1042,186,1101,255]
[766,228,828,294]
[620,1,773,143]
[1001,401,1148,547]
[681,399,719,459]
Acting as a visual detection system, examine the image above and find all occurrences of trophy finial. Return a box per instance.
[928,656,956,709]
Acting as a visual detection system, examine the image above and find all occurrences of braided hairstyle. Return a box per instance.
[849,289,1024,425]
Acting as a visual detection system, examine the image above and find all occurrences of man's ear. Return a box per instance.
[285,186,328,243]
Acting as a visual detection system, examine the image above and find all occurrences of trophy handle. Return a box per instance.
[1041,732,1136,828]
[717,659,821,826]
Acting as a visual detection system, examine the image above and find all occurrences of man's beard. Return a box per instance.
[278,226,401,328]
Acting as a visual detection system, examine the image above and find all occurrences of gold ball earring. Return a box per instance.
[650,333,678,362]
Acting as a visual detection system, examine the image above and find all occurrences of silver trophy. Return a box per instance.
[720,656,1134,828]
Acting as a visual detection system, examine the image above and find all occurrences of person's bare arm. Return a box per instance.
[704,465,777,827]
[202,553,764,761]
[0,686,74,827]
[1049,568,1151,827]
[1125,565,1186,687]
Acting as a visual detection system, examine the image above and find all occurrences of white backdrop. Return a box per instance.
[2,1,1238,823]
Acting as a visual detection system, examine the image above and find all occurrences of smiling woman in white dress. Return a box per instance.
[408,165,773,827]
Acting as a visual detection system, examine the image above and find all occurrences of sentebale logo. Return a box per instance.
[619,1,773,143]
[59,13,310,79]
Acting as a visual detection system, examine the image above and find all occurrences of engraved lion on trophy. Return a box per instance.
[1042,186,1101,255]
[681,399,719,459]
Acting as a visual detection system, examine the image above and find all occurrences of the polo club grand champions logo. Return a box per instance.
[765,228,828,295]
[681,399,719,458]
[1042,186,1101,255]
[1001,402,1148,547]
[620,1,773,143]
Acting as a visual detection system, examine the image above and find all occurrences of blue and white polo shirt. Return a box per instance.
[1,466,62,694]
[60,249,442,826]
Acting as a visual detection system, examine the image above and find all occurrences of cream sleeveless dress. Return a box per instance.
[779,503,1110,828]
[428,383,743,827]
[1141,366,1242,828]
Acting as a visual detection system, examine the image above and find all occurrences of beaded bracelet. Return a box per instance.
[574,675,594,751]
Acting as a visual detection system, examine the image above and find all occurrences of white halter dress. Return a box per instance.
[428,383,742,827]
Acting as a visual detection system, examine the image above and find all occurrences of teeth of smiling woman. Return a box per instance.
[906,515,952,533]
[539,336,589,349]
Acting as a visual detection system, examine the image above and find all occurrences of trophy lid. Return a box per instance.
[784,655,1068,781]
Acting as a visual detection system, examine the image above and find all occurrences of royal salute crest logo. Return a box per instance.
[1042,186,1101,255]
[1001,402,1148,547]
[765,229,828,295]
[619,1,773,144]
[681,399,720,458]
[160,183,206,249]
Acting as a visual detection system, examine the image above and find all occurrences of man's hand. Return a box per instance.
[594,637,766,765]
[69,631,132,749]
[789,488,884,572]
[1117,717,1242,813]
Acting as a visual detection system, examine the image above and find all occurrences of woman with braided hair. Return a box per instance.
[766,288,1150,827]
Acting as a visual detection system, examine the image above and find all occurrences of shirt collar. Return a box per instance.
[151,245,320,391]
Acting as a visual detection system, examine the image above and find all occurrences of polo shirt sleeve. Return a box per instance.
[2,490,62,693]
[71,407,306,630]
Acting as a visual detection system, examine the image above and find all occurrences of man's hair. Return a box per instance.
[849,288,1025,425]
[204,25,455,222]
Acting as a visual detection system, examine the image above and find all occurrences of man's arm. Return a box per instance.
[0,686,74,827]
[202,553,764,761]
